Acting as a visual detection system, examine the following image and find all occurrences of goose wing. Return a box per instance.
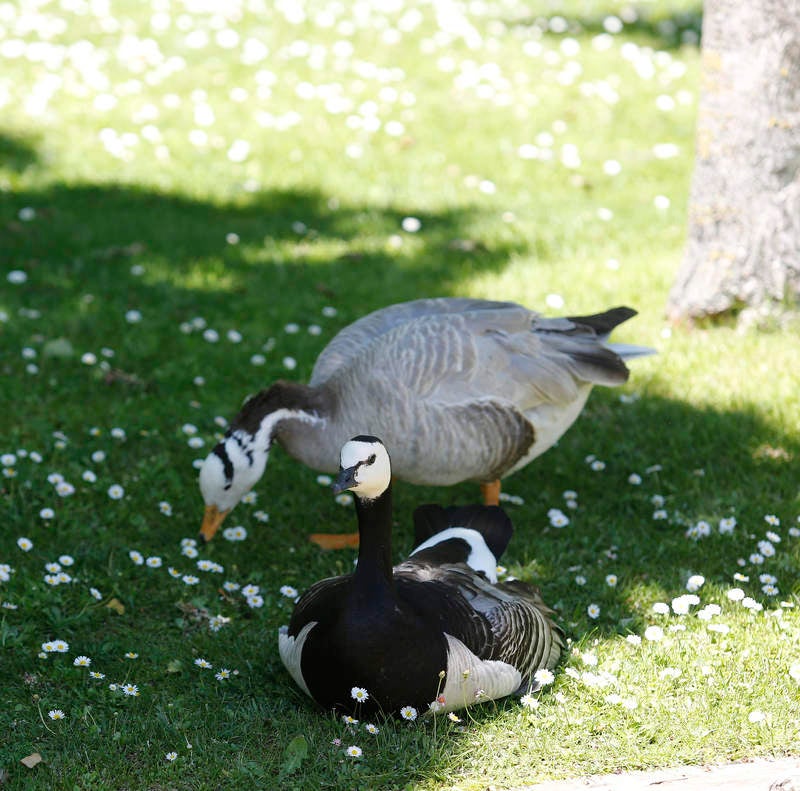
[395,563,563,678]
[285,575,351,636]
[310,298,521,386]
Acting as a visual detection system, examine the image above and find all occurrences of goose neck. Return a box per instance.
[353,488,395,591]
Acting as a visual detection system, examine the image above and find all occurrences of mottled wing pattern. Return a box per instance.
[394,563,563,679]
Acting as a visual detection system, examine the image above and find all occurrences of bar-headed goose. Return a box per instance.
[278,436,564,716]
[198,298,652,547]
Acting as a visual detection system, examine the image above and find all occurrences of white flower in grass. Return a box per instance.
[547,508,569,528]
[719,517,736,534]
[17,537,33,551]
[108,484,125,500]
[165,752,178,762]
[122,683,139,696]
[48,709,66,720]
[342,715,358,725]
[194,658,212,669]
[182,545,199,559]
[400,705,417,721]
[129,550,144,565]
[223,525,248,542]
[534,668,554,686]
[686,574,705,592]
[351,687,369,702]
[73,656,91,667]
[574,575,586,586]
[241,491,257,505]
[748,710,766,724]
[90,587,102,600]
[81,470,97,483]
[727,588,745,601]
[587,603,601,619]
[765,531,781,543]
[652,602,669,615]
[159,501,173,516]
[764,514,780,526]
[146,556,162,568]
[671,594,699,615]
[627,473,641,485]
[280,585,298,599]
[215,668,231,680]
[625,634,642,646]
[644,625,664,642]
[241,584,260,597]
[246,595,264,608]
[520,693,539,709]
[605,574,618,587]
[757,541,775,558]
[56,481,75,497]
[125,310,142,323]
[345,745,362,758]
[182,575,199,586]
[789,663,800,683]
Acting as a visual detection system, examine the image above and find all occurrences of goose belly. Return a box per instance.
[503,386,593,477]
[298,619,449,715]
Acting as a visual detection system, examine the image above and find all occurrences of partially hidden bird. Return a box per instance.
[278,435,564,717]
[198,298,653,548]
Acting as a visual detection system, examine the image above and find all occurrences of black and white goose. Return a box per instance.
[278,436,564,717]
[198,298,652,547]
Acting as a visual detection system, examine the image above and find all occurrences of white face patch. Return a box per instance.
[410,527,498,582]
[198,433,269,512]
[339,438,391,501]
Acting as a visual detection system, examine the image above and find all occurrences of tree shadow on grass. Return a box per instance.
[0,131,39,174]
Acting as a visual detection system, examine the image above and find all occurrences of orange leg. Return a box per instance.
[308,532,360,550]
[480,479,501,506]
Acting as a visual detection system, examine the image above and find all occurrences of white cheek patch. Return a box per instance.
[410,527,498,582]
[278,622,316,698]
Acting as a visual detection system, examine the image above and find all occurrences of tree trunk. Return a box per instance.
[666,0,800,323]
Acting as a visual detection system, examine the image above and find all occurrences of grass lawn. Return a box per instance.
[2,1,799,789]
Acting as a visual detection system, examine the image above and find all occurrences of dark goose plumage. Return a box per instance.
[278,437,564,717]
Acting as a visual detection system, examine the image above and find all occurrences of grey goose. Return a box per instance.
[198,298,652,547]
[278,435,564,716]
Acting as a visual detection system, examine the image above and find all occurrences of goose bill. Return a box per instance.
[199,504,230,542]
[331,465,358,495]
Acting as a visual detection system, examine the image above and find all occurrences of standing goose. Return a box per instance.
[198,298,652,547]
[278,436,564,717]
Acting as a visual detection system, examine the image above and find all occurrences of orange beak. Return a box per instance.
[199,504,230,543]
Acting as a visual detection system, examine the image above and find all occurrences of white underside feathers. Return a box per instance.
[439,633,522,712]
[409,527,498,582]
[278,622,316,698]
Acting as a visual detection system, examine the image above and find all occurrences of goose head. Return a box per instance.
[198,429,268,541]
[332,435,392,501]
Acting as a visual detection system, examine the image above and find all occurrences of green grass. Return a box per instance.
[1,1,799,789]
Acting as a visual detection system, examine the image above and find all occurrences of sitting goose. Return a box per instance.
[278,436,564,716]
[199,298,652,547]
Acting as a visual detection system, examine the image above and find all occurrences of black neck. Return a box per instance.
[352,485,394,596]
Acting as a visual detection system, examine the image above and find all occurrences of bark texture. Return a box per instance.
[667,0,800,321]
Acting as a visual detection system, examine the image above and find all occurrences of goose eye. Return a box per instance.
[367,454,376,465]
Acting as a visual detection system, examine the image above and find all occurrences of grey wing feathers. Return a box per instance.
[310,298,524,386]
